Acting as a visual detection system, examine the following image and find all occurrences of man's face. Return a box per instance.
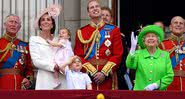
[88,1,101,19]
[170,16,185,35]
[4,16,21,35]
[101,9,112,23]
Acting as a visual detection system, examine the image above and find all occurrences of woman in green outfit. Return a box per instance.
[126,25,174,90]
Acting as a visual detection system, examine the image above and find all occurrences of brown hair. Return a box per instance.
[101,7,112,17]
[87,0,99,12]
[38,13,56,34]
[59,27,71,41]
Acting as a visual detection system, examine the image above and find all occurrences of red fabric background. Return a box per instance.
[0,90,185,99]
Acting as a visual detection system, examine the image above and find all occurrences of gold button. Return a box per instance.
[150,71,152,73]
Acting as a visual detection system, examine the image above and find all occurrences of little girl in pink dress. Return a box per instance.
[47,28,74,86]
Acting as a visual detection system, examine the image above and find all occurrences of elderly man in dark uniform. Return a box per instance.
[0,14,34,90]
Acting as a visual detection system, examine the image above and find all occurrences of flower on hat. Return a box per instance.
[138,25,164,49]
[34,4,62,29]
[48,4,62,18]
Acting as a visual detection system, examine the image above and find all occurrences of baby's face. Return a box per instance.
[70,58,82,71]
[59,29,69,39]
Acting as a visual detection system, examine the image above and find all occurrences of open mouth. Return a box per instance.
[93,10,99,14]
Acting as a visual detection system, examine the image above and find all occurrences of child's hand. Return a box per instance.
[66,55,79,65]
[54,64,59,72]
[47,39,52,44]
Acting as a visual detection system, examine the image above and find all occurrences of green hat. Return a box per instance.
[138,25,164,48]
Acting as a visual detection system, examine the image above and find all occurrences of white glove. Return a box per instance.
[130,31,138,55]
[144,83,159,91]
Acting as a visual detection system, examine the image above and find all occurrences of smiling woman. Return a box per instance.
[28,5,68,90]
[126,25,174,90]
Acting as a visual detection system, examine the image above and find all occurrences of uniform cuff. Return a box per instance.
[101,61,116,76]
[83,62,97,76]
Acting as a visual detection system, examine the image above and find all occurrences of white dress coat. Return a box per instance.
[29,36,67,90]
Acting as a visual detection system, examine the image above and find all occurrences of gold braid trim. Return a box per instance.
[3,33,17,42]
[84,34,96,59]
[101,61,116,76]
[83,62,97,76]
[77,29,97,44]
[0,43,12,62]
[0,33,17,62]
[78,28,100,59]
[78,21,104,59]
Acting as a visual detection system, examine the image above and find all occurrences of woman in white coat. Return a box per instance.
[29,5,66,90]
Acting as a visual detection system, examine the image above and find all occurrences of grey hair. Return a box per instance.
[4,14,21,24]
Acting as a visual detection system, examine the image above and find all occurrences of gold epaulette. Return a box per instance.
[101,61,116,76]
[77,29,96,44]
[83,62,97,76]
[77,27,101,59]
[167,34,185,41]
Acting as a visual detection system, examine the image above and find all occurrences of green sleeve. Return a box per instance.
[126,52,138,70]
[156,52,174,90]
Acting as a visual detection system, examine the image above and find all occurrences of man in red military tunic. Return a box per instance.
[74,0,123,90]
[159,16,185,91]
[0,14,34,90]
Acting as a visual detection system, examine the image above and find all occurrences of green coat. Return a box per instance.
[126,48,174,90]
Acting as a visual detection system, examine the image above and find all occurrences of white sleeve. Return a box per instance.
[29,36,55,72]
[67,41,74,56]
[84,74,92,85]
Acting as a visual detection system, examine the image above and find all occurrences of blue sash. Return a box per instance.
[86,24,115,60]
[171,43,185,68]
[2,41,28,69]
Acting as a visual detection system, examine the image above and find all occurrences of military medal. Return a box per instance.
[105,49,111,56]
[105,31,110,38]
[11,44,16,50]
[104,39,111,47]
[104,27,111,38]
[10,43,16,57]
[19,59,24,65]
[20,45,24,53]
[19,54,25,66]
[183,47,185,51]
[16,45,20,52]
[24,47,28,54]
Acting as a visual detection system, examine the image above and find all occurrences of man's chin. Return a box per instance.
[7,31,18,35]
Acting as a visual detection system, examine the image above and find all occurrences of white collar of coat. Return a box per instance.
[30,36,50,45]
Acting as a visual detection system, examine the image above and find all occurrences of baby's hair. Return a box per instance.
[59,27,71,41]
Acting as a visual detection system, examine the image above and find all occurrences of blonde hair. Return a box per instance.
[69,56,82,69]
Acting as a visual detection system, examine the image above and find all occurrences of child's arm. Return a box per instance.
[87,84,92,90]
[85,73,92,90]
[47,39,64,47]
[58,62,68,74]
[58,56,78,73]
